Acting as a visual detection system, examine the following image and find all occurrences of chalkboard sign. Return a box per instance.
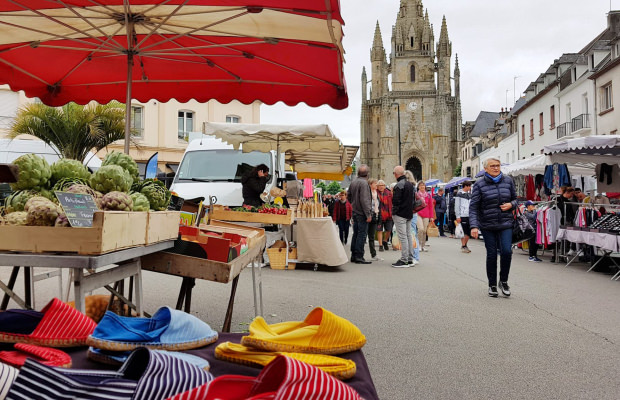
[54,191,100,227]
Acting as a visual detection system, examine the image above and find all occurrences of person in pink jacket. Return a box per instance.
[416,181,435,251]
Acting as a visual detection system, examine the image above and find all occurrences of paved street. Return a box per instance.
[3,235,620,399]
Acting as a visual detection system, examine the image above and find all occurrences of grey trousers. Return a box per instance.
[393,215,413,262]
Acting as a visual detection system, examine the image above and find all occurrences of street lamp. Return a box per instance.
[391,103,401,165]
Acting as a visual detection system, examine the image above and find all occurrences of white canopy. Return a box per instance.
[503,154,595,177]
[544,135,620,165]
[286,145,358,180]
[203,122,342,153]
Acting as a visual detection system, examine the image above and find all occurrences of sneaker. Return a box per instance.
[461,246,471,253]
[378,246,384,252]
[528,256,542,263]
[391,260,409,268]
[421,246,429,252]
[498,281,511,296]
[370,256,381,261]
[383,242,389,251]
[408,259,419,266]
[488,286,498,297]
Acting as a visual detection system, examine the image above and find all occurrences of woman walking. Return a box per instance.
[376,180,393,252]
[415,181,434,252]
[367,179,380,261]
[469,157,518,297]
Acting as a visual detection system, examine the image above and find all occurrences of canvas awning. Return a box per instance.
[503,154,595,177]
[203,122,342,153]
[444,177,473,191]
[544,135,620,165]
[286,145,358,180]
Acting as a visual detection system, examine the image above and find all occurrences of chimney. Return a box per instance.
[609,10,620,35]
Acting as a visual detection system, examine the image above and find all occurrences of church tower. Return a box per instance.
[360,0,462,183]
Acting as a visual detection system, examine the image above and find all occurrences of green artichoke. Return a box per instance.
[101,151,140,185]
[89,165,132,193]
[5,190,38,213]
[10,154,52,190]
[52,177,90,192]
[130,192,150,211]
[50,159,91,183]
[101,191,133,211]
[137,179,171,211]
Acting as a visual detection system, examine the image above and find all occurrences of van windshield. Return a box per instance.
[176,150,271,182]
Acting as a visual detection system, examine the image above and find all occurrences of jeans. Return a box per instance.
[351,213,369,260]
[410,214,420,261]
[367,215,378,258]
[336,219,350,244]
[393,215,413,262]
[481,228,513,286]
[435,212,446,236]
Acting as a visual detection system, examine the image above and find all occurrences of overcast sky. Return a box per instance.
[261,0,616,146]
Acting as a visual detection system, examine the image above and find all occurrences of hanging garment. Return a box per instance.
[303,178,314,198]
[595,164,620,192]
[525,175,536,200]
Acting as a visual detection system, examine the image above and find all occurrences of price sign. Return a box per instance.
[54,191,100,227]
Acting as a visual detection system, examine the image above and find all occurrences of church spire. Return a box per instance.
[437,15,451,58]
[372,21,384,58]
[361,66,368,102]
[454,54,460,99]
[370,21,388,98]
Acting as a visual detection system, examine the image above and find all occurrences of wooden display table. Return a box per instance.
[140,235,266,332]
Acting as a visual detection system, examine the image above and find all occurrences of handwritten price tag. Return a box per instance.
[54,191,100,227]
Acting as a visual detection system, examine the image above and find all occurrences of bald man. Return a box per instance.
[391,166,415,268]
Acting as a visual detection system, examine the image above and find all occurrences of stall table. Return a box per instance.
[65,332,379,400]
[556,228,620,276]
[0,241,174,315]
[293,217,348,267]
[140,235,266,332]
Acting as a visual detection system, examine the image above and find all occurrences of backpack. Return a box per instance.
[413,191,426,213]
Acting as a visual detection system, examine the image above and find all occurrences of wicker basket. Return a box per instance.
[267,241,288,270]
[288,247,297,270]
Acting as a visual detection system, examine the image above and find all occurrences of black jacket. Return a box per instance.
[241,172,268,207]
[392,175,414,220]
[469,174,518,231]
[434,194,447,213]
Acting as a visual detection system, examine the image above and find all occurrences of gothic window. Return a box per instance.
[410,65,415,83]
[410,37,414,48]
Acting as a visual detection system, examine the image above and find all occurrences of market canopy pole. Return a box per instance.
[124,14,135,155]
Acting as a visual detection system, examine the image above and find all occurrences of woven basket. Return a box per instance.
[267,241,288,269]
[288,247,297,270]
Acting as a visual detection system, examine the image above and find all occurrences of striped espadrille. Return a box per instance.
[0,362,18,400]
[0,298,96,347]
[0,343,72,368]
[87,347,210,371]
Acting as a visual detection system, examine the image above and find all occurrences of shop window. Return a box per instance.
[131,105,144,138]
[226,115,240,123]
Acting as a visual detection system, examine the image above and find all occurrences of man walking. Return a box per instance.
[347,164,372,264]
[391,166,415,268]
[433,188,447,237]
[455,181,472,253]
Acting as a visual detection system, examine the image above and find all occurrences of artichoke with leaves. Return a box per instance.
[4,190,38,213]
[136,179,171,211]
[101,151,140,185]
[50,159,91,184]
[10,154,52,191]
[89,165,132,194]
[130,192,150,212]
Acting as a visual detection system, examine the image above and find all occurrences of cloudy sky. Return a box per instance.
[261,0,616,145]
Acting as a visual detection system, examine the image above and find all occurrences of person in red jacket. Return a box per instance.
[333,190,353,244]
[376,180,393,251]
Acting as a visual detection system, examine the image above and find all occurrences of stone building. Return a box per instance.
[360,0,462,182]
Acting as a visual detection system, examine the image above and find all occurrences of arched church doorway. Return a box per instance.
[405,157,422,181]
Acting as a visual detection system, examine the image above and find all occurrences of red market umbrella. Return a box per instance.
[0,0,347,153]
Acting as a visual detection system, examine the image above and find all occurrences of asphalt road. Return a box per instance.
[2,235,620,399]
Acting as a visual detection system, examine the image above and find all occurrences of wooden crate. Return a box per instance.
[146,211,181,244]
[202,220,265,249]
[0,211,147,255]
[211,205,294,225]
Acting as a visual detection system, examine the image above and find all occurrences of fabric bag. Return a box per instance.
[412,192,426,213]
[512,207,535,244]
[427,221,439,237]
[455,223,464,239]
[392,233,401,250]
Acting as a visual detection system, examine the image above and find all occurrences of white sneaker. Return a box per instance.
[371,256,381,261]
[409,259,419,266]
[567,249,576,256]
[421,246,429,252]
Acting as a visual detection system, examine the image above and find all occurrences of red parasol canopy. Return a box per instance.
[0,1,347,152]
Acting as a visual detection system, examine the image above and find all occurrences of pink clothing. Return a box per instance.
[416,191,435,219]
[303,178,313,198]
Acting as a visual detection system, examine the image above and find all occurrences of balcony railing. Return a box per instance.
[556,122,570,139]
[571,114,590,133]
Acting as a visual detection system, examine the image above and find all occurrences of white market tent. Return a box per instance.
[203,122,355,180]
[544,135,620,165]
[503,154,595,177]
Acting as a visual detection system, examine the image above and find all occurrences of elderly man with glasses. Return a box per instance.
[469,157,518,298]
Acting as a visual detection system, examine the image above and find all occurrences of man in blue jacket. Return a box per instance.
[469,157,518,297]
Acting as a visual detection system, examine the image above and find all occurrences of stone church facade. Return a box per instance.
[360,0,462,183]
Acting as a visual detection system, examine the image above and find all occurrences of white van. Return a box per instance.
[0,138,102,170]
[170,136,284,207]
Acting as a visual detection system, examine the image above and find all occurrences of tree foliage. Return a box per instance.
[454,161,462,177]
[326,181,342,195]
[10,101,128,161]
[315,181,328,194]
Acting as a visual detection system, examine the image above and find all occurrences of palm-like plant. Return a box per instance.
[9,101,128,161]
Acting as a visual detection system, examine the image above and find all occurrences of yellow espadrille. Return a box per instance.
[240,307,366,355]
[215,341,357,380]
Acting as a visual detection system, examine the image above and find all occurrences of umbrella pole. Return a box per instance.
[124,53,133,155]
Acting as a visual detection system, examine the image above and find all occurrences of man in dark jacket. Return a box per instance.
[447,188,457,237]
[391,166,415,268]
[433,188,447,237]
[469,157,518,298]
[347,164,372,264]
[241,164,269,208]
